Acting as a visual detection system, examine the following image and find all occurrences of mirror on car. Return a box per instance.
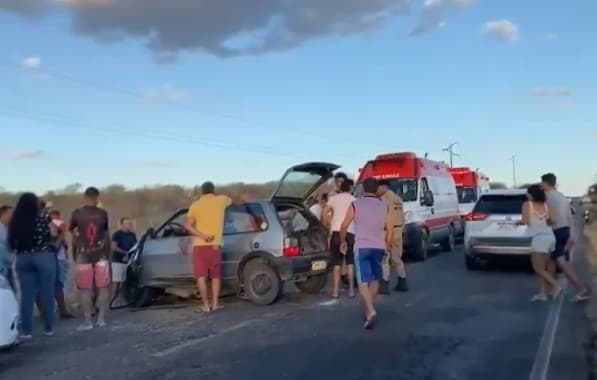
[422,190,435,207]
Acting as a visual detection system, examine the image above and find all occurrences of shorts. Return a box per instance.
[193,246,222,279]
[112,262,128,283]
[76,260,111,290]
[330,232,355,266]
[55,258,69,292]
[551,227,570,260]
[355,248,384,285]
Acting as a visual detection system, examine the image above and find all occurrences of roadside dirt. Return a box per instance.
[583,223,597,379]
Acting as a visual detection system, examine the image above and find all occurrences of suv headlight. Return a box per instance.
[404,211,414,224]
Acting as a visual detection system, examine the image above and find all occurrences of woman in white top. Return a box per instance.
[519,184,559,302]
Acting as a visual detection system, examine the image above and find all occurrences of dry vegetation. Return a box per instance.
[0,182,277,232]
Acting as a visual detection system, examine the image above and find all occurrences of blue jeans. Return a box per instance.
[16,252,56,335]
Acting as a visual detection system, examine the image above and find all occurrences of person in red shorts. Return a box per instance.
[186,182,244,313]
[69,187,111,330]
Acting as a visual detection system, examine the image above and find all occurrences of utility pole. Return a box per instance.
[508,155,518,188]
[442,142,460,167]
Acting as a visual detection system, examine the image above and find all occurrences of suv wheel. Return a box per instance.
[295,274,327,294]
[243,259,282,305]
[465,255,481,271]
[413,229,429,261]
[441,225,455,252]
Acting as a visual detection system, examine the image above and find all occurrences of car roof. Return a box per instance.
[480,189,527,196]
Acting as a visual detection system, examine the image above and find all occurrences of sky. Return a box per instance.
[0,0,596,196]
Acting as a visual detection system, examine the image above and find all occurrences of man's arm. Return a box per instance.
[519,202,530,225]
[111,232,128,255]
[322,204,333,229]
[68,211,78,262]
[340,204,355,245]
[384,206,394,248]
[185,204,214,241]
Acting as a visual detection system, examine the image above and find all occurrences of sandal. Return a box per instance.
[363,313,377,330]
[531,294,548,302]
[571,290,590,303]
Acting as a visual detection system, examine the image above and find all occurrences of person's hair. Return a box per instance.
[527,184,546,203]
[362,177,379,194]
[541,173,557,187]
[334,172,348,181]
[120,217,132,225]
[320,193,328,202]
[201,181,215,194]
[0,205,12,218]
[49,209,60,217]
[378,179,390,188]
[84,186,100,198]
[8,192,41,252]
[340,179,353,193]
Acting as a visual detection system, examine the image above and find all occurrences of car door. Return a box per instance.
[140,210,193,281]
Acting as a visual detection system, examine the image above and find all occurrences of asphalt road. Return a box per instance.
[0,239,590,380]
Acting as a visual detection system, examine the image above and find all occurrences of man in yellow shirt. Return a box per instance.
[186,181,235,313]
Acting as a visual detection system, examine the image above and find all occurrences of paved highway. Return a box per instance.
[0,237,589,380]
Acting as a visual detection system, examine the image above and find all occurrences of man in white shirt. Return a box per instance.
[323,179,355,298]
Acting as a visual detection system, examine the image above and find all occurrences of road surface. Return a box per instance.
[0,242,589,380]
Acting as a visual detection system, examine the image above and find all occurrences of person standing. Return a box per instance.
[518,185,559,301]
[340,178,393,329]
[48,210,74,319]
[0,205,14,291]
[69,187,112,330]
[324,180,356,298]
[111,217,137,306]
[186,182,243,313]
[541,173,590,302]
[377,180,408,294]
[8,193,58,339]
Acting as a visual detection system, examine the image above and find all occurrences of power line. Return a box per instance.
[442,142,460,167]
[508,155,518,188]
[0,61,397,150]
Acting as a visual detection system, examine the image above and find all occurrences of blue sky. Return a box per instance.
[0,0,595,195]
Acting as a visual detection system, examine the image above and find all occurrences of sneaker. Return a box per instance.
[18,334,33,342]
[394,277,409,292]
[571,290,590,303]
[77,323,94,332]
[43,330,55,337]
[531,294,548,302]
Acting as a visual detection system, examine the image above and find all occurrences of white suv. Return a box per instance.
[464,189,529,270]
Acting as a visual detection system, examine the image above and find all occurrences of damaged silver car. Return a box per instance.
[124,162,338,307]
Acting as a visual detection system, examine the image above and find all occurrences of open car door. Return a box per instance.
[270,162,340,204]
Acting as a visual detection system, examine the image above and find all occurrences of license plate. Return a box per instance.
[497,223,516,230]
[311,260,327,271]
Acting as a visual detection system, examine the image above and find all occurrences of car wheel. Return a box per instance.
[465,255,481,271]
[243,259,282,306]
[413,229,429,261]
[441,226,455,252]
[124,266,157,308]
[295,274,327,294]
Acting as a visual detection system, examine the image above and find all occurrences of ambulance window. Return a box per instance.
[420,178,430,198]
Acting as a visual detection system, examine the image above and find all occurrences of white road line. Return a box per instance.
[152,318,260,358]
[528,280,567,380]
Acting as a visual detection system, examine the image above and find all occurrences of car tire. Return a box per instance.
[413,229,429,261]
[295,274,327,294]
[124,266,157,308]
[441,225,455,252]
[243,259,282,306]
[465,255,481,271]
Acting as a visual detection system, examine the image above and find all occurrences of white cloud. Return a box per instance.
[141,83,191,103]
[21,56,42,70]
[530,86,572,98]
[11,149,45,159]
[409,0,473,37]
[482,20,519,42]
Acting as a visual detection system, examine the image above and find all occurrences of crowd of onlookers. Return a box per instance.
[0,188,138,340]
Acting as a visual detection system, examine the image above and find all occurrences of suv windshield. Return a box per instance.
[457,186,478,204]
[354,178,418,202]
[473,194,526,215]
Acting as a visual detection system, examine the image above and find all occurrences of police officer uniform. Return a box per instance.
[381,189,408,292]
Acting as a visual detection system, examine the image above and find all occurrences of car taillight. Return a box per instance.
[465,212,489,221]
[283,237,300,257]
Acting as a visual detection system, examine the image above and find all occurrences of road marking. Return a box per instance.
[152,318,260,358]
[528,280,567,380]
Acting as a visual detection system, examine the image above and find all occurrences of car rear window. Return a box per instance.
[473,194,526,215]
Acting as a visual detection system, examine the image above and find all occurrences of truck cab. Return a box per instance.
[356,152,462,261]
